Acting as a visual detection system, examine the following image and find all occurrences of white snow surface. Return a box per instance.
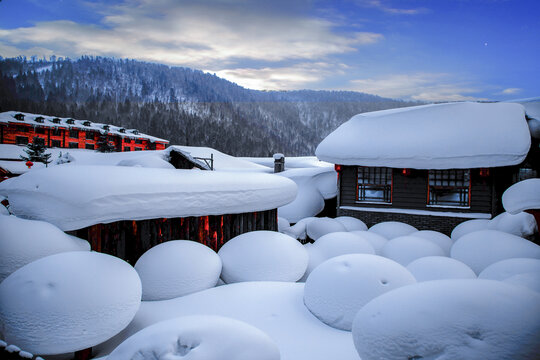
[0,165,297,231]
[406,256,476,282]
[450,218,490,240]
[304,254,415,331]
[306,217,347,240]
[134,240,222,301]
[352,279,540,360]
[0,251,142,355]
[368,221,418,240]
[349,230,388,255]
[451,230,540,274]
[504,273,540,293]
[107,315,280,360]
[411,230,453,255]
[382,236,445,266]
[0,203,8,215]
[316,102,530,169]
[242,156,334,170]
[478,258,540,281]
[502,178,540,214]
[334,216,368,231]
[0,215,90,282]
[487,211,538,237]
[218,231,308,283]
[95,282,360,360]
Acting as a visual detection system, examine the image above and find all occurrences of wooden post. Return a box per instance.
[74,347,92,360]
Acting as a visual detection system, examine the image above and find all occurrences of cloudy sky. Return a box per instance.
[0,0,538,101]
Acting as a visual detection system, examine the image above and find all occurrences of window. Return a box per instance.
[86,131,94,140]
[134,147,142,151]
[135,139,143,144]
[69,142,79,148]
[69,129,79,138]
[357,167,392,203]
[33,137,45,146]
[428,169,470,207]
[35,127,46,134]
[123,147,131,152]
[85,143,95,150]
[124,138,131,143]
[52,128,62,136]
[16,136,28,145]
[514,168,537,183]
[51,140,62,148]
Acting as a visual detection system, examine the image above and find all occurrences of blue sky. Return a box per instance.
[0,0,538,101]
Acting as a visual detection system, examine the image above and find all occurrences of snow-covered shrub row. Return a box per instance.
[306,217,347,240]
[478,258,540,281]
[304,254,415,331]
[411,230,453,255]
[334,216,368,231]
[134,240,222,301]
[107,315,280,360]
[0,215,90,282]
[218,231,308,283]
[502,178,540,214]
[451,211,538,241]
[0,251,142,355]
[349,230,388,255]
[352,279,540,360]
[406,256,476,282]
[368,221,417,240]
[381,235,445,266]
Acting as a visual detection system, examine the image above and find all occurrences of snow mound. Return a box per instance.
[406,256,476,282]
[382,236,445,266]
[304,254,415,331]
[487,211,538,238]
[352,279,540,360]
[350,230,388,254]
[503,273,540,293]
[451,230,540,274]
[334,216,368,231]
[0,203,8,215]
[368,221,417,240]
[135,240,222,301]
[278,217,291,232]
[218,231,308,283]
[281,221,307,240]
[411,230,453,255]
[478,258,540,280]
[502,178,540,214]
[306,217,347,240]
[316,102,530,169]
[0,215,90,282]
[0,251,141,355]
[451,219,490,240]
[107,315,280,360]
[117,155,175,169]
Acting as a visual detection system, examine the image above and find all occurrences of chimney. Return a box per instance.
[273,153,285,173]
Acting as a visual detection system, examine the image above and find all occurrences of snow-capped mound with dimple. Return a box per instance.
[334,216,368,231]
[478,258,540,281]
[487,211,538,237]
[0,251,142,355]
[306,217,347,240]
[406,256,476,282]
[352,279,540,360]
[502,178,540,214]
[135,240,222,301]
[316,102,530,169]
[451,230,540,274]
[382,236,445,266]
[412,230,453,255]
[218,231,308,283]
[304,254,415,331]
[503,273,540,293]
[451,218,490,240]
[0,215,90,282]
[350,230,388,254]
[368,221,417,240]
[0,165,297,231]
[107,315,280,360]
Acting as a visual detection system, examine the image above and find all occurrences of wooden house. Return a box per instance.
[316,102,536,235]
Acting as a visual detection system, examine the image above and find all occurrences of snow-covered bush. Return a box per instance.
[334,216,367,231]
[352,279,540,360]
[450,219,490,241]
[381,235,445,266]
[503,273,540,293]
[350,230,388,255]
[135,240,222,301]
[368,221,417,240]
[411,230,453,255]
[502,178,540,214]
[306,217,347,240]
[218,231,308,283]
[304,254,415,331]
[487,211,538,238]
[478,258,540,280]
[406,256,476,282]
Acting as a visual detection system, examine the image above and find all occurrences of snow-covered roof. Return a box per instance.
[0,111,168,143]
[315,102,531,169]
[502,178,540,214]
[0,165,297,231]
[0,160,45,175]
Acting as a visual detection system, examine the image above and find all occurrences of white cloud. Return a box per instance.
[350,73,484,102]
[360,0,426,15]
[499,88,522,95]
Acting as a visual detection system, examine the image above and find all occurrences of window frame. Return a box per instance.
[356,167,393,204]
[427,169,471,208]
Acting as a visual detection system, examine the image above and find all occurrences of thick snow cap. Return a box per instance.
[0,165,297,231]
[502,178,540,214]
[316,102,530,169]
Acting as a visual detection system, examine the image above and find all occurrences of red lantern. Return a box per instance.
[334,164,341,172]
[25,161,33,169]
[402,168,411,176]
[479,168,490,177]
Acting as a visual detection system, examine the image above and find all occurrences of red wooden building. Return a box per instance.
[0,111,168,151]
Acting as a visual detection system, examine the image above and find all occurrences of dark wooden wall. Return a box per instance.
[70,209,278,264]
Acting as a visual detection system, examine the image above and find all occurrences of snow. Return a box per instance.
[334,216,367,231]
[503,273,540,293]
[273,153,284,160]
[117,156,175,169]
[94,282,359,360]
[450,218,490,240]
[303,254,415,331]
[0,160,45,175]
[349,230,388,255]
[451,230,540,274]
[107,315,280,360]
[351,279,540,360]
[0,251,142,355]
[134,240,222,301]
[0,165,297,231]
[502,178,540,214]
[277,217,291,232]
[306,217,347,240]
[316,102,531,169]
[0,215,90,282]
[510,97,540,138]
[340,205,492,219]
[406,256,476,282]
[218,231,308,283]
[382,236,445,266]
[242,156,333,169]
[368,221,418,240]
[487,211,538,237]
[171,145,268,171]
[478,258,540,280]
[0,203,9,215]
[411,230,453,255]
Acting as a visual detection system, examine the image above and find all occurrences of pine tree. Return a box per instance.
[96,132,116,152]
[20,137,52,167]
